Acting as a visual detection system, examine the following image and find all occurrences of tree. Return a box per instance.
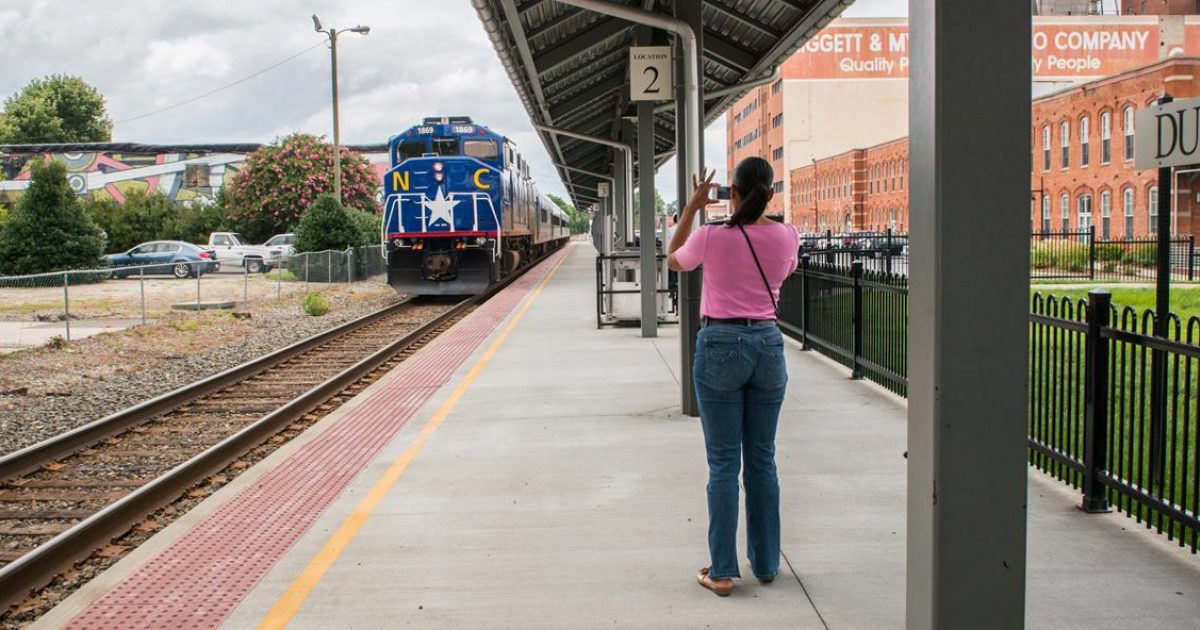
[547,193,590,235]
[0,75,112,143]
[171,195,229,245]
[222,133,379,243]
[631,188,668,236]
[0,160,104,275]
[293,194,368,253]
[85,190,177,253]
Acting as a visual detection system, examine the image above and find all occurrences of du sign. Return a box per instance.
[629,46,674,101]
[1136,97,1200,169]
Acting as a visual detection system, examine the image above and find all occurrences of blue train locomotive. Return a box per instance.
[382,116,569,295]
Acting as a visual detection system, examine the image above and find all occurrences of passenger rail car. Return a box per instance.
[382,116,569,295]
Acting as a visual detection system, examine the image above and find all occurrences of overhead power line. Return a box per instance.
[115,41,325,125]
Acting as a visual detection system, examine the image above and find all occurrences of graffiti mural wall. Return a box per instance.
[0,143,389,206]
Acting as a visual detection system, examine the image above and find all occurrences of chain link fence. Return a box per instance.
[0,245,387,352]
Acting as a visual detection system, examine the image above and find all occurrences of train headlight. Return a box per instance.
[474,236,487,245]
[433,162,444,173]
[392,238,405,248]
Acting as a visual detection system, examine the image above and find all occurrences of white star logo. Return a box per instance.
[422,188,459,227]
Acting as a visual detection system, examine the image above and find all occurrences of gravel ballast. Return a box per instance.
[0,282,407,457]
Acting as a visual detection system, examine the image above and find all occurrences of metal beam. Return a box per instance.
[702,28,760,73]
[535,123,634,247]
[526,5,580,39]
[706,2,783,39]
[549,78,624,119]
[637,26,658,337]
[484,0,570,196]
[533,17,630,75]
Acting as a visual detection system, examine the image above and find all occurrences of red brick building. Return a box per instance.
[789,138,910,233]
[1122,0,1200,15]
[787,56,1200,238]
[727,77,786,216]
[1032,56,1200,239]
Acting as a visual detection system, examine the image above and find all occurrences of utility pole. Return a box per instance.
[313,15,369,203]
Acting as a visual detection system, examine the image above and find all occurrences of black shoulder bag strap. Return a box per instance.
[736,224,777,315]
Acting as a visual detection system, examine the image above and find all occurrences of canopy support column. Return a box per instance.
[907,0,1030,627]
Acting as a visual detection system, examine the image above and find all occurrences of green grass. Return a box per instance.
[265,269,296,282]
[1031,286,1200,322]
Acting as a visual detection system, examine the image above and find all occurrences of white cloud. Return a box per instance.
[0,0,908,206]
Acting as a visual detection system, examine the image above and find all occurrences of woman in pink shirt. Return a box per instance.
[668,157,799,597]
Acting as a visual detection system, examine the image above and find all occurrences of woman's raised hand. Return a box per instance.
[685,169,716,213]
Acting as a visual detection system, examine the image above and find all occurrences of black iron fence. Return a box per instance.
[778,259,1199,552]
[799,229,909,277]
[778,258,908,397]
[1031,227,1196,282]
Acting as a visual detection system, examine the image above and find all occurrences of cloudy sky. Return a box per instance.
[0,0,905,204]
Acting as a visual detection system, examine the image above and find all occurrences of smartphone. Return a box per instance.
[708,184,730,202]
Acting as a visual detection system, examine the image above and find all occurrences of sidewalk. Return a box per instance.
[34,242,1200,629]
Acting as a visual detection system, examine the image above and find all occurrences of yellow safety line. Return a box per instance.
[258,251,569,629]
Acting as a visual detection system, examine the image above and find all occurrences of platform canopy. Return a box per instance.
[472,0,853,208]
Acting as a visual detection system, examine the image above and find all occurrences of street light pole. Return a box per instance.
[313,15,369,204]
[330,28,341,202]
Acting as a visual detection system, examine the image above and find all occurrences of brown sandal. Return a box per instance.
[697,567,733,597]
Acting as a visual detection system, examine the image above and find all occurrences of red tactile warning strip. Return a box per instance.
[65,248,569,630]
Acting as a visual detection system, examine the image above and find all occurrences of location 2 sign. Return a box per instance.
[1136,97,1200,169]
[630,46,674,101]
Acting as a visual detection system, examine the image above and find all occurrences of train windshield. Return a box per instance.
[397,140,425,162]
[463,139,498,161]
[432,137,459,156]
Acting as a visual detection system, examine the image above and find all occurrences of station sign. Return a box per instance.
[597,182,610,198]
[1135,97,1200,169]
[629,46,674,101]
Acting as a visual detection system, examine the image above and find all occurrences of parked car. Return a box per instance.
[262,233,296,263]
[106,241,218,279]
[207,232,274,273]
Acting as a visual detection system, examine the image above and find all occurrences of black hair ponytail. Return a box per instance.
[727,156,773,226]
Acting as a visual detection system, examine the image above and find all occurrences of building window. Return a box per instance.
[1041,195,1051,232]
[771,79,782,95]
[1042,125,1051,171]
[900,160,905,190]
[1123,187,1134,238]
[1100,112,1111,164]
[1060,193,1070,232]
[1080,116,1090,167]
[772,147,783,160]
[773,181,784,193]
[772,113,783,128]
[1060,121,1070,168]
[1100,190,1111,239]
[183,164,211,188]
[890,163,896,190]
[1124,106,1135,161]
[1078,194,1092,232]
[1149,185,1159,234]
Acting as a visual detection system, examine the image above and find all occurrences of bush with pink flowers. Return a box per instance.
[222,133,379,243]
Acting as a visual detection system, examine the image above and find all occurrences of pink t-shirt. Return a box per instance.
[673,222,800,319]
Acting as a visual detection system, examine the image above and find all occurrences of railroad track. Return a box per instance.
[0,250,554,612]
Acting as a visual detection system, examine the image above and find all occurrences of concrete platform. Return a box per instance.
[36,242,1200,629]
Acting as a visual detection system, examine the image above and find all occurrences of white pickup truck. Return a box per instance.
[206,232,277,273]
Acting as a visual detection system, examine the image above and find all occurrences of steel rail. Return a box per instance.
[0,244,562,610]
[0,296,418,481]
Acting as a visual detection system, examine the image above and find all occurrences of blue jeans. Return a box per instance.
[693,323,787,580]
